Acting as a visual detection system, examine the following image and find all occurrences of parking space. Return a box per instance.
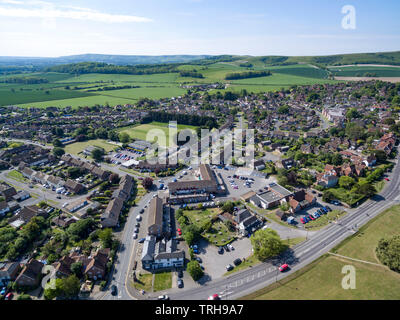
[110,148,145,165]
[194,237,253,280]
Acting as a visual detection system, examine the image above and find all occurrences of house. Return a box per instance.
[0,183,17,201]
[141,236,185,270]
[100,197,124,228]
[278,158,296,170]
[288,190,316,213]
[64,179,85,194]
[252,159,265,171]
[15,259,44,288]
[12,191,30,202]
[0,201,10,216]
[52,214,77,228]
[317,172,339,188]
[233,208,263,235]
[0,262,20,286]
[250,183,293,209]
[84,248,110,280]
[8,205,49,228]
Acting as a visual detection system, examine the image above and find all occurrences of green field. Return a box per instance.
[64,139,118,156]
[153,272,172,292]
[242,205,400,300]
[116,122,198,147]
[329,66,400,77]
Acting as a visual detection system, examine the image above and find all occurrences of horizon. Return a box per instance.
[0,0,399,57]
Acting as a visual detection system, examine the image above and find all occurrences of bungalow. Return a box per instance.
[12,191,30,202]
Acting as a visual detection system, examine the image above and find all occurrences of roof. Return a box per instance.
[101,197,124,225]
[269,183,292,198]
[141,236,156,261]
[148,196,163,228]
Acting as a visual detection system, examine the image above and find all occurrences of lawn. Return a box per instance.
[64,139,117,156]
[116,122,198,147]
[183,208,220,226]
[7,169,27,182]
[241,204,400,300]
[203,221,236,246]
[153,272,172,292]
[132,273,153,292]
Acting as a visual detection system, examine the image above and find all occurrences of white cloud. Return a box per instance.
[0,1,152,23]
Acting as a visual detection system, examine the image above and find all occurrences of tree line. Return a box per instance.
[225,70,271,80]
[141,111,218,129]
[0,76,49,84]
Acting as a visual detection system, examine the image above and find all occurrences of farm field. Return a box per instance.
[0,63,346,108]
[116,122,198,147]
[329,65,400,77]
[241,204,400,300]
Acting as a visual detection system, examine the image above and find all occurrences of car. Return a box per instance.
[177,278,184,288]
[385,178,390,181]
[300,217,306,224]
[0,287,6,295]
[279,264,289,272]
[62,202,68,208]
[199,264,204,270]
[195,256,202,263]
[233,258,242,266]
[218,247,224,254]
[208,294,221,300]
[138,238,146,244]
[177,270,183,278]
[193,249,199,254]
[111,285,118,296]
[140,209,144,214]
[227,244,234,251]
[5,292,13,300]
[136,215,142,222]
[134,227,139,233]
[325,206,332,212]
[56,195,61,199]
[308,215,315,221]
[224,245,230,252]
[133,233,138,239]
[158,295,169,300]
[226,264,234,271]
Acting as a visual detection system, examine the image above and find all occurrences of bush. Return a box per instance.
[376,235,400,272]
[187,260,204,281]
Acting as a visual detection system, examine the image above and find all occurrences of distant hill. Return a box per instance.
[0,54,213,67]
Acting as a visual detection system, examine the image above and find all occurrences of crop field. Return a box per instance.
[116,121,198,147]
[329,66,400,77]
[242,204,400,300]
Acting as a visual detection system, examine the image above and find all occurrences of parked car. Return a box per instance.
[224,245,230,252]
[195,256,202,263]
[279,264,289,272]
[136,215,142,221]
[140,209,144,214]
[158,295,169,300]
[134,228,139,233]
[111,285,117,296]
[233,258,242,266]
[5,292,13,300]
[308,215,315,221]
[138,238,146,244]
[177,278,184,288]
[300,217,306,224]
[133,233,138,239]
[0,287,6,296]
[208,294,221,300]
[177,270,183,278]
[227,244,234,251]
[218,247,224,254]
[226,264,234,271]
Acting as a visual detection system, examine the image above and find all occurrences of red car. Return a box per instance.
[279,264,289,272]
[308,215,315,221]
[5,292,13,300]
[300,217,306,224]
[385,178,390,181]
[208,294,220,300]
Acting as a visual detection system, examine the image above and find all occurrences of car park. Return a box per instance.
[279,264,289,272]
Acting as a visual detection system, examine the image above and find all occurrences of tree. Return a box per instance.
[183,231,195,246]
[119,132,130,144]
[250,229,284,261]
[52,138,62,148]
[142,177,153,190]
[221,201,235,214]
[99,228,113,248]
[53,147,65,158]
[357,183,376,197]
[322,190,335,203]
[187,260,204,281]
[339,176,355,189]
[371,150,387,163]
[376,235,400,272]
[70,262,83,278]
[60,275,80,298]
[332,153,343,166]
[91,148,105,162]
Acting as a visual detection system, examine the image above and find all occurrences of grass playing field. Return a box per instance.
[241,204,400,300]
[64,139,117,156]
[116,122,198,147]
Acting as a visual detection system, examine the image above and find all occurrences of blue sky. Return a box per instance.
[0,0,399,57]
